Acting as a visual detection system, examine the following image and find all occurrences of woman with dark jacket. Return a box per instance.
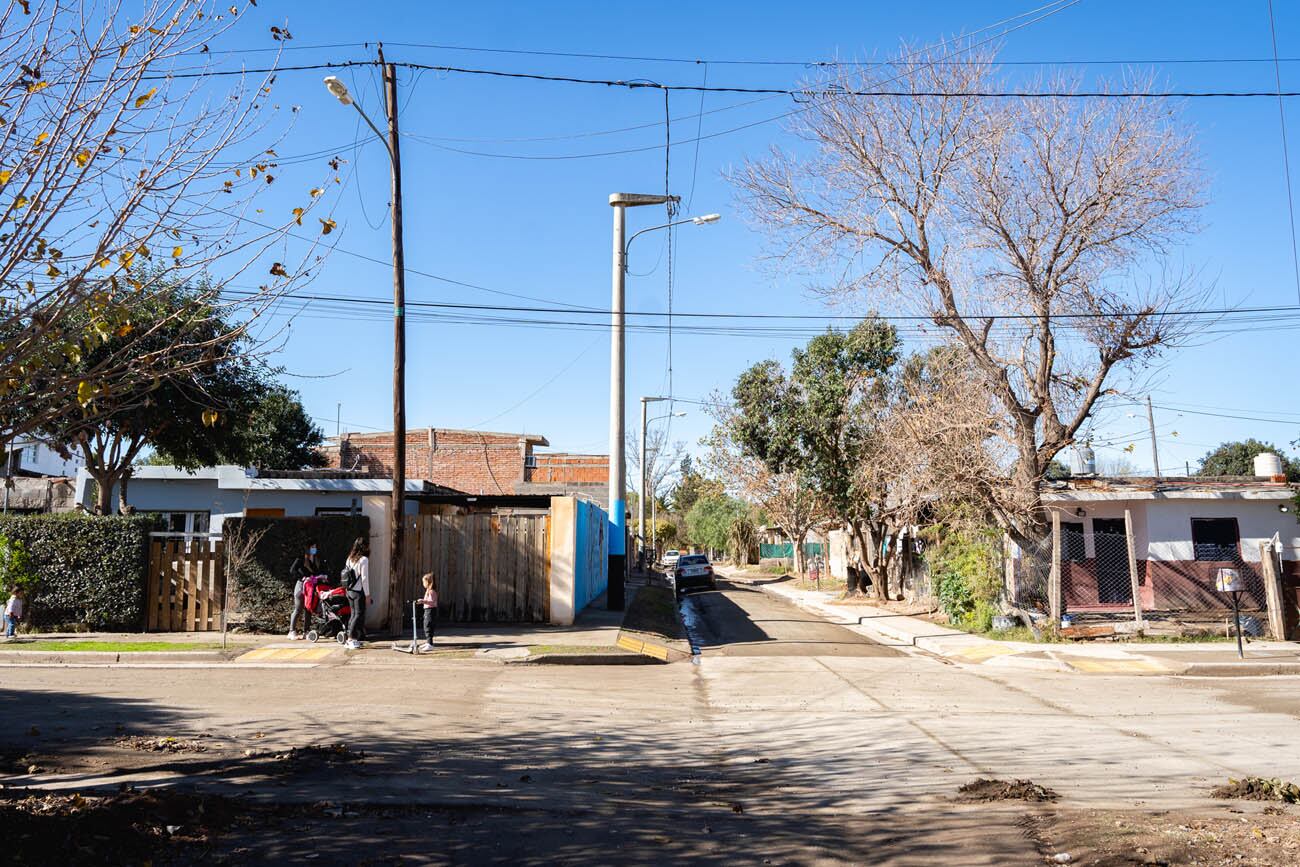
[287,542,322,640]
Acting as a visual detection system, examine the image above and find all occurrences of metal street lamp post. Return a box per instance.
[606,195,719,610]
[643,408,685,564]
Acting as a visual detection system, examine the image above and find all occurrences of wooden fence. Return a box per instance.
[146,536,226,631]
[403,513,550,622]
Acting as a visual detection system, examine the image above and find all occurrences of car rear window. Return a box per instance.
[679,555,708,565]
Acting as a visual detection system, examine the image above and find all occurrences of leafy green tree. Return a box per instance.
[0,534,38,601]
[684,494,747,556]
[151,385,326,471]
[1044,459,1072,481]
[1196,440,1300,480]
[670,456,721,514]
[730,319,900,593]
[44,284,265,513]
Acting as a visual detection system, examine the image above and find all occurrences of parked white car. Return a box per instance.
[662,550,681,569]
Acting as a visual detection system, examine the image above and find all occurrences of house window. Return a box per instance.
[524,453,538,469]
[1061,521,1086,561]
[315,506,357,517]
[162,511,210,535]
[1191,518,1240,561]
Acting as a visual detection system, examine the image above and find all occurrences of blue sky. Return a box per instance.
[210,0,1300,475]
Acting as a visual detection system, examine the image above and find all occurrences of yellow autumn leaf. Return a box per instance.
[115,323,134,338]
[133,87,157,109]
[46,264,60,277]
[120,250,135,267]
[172,245,182,258]
[291,207,304,226]
[76,381,95,406]
[26,81,47,94]
[75,151,90,168]
[201,409,219,428]
[129,25,141,34]
[309,187,323,198]
[0,170,10,185]
[98,258,111,269]
[319,218,336,235]
[14,195,28,208]
[34,131,48,146]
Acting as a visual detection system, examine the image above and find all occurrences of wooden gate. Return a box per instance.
[403,513,550,622]
[146,536,226,631]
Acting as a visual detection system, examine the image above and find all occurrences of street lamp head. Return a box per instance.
[323,76,353,106]
[672,411,687,417]
[692,213,721,225]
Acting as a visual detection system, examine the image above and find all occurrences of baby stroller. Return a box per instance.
[303,575,352,644]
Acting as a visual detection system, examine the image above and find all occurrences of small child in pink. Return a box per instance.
[420,573,438,652]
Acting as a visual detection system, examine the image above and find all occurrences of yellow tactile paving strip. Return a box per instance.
[236,646,338,663]
[951,643,1019,662]
[1062,656,1171,674]
[617,634,671,661]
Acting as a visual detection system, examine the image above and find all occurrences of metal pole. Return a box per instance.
[336,403,342,438]
[651,486,657,558]
[1145,395,1161,479]
[1233,590,1244,658]
[606,194,676,610]
[382,46,407,632]
[639,397,648,571]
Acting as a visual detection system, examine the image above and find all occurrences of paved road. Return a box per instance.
[4,595,1300,864]
[681,578,899,657]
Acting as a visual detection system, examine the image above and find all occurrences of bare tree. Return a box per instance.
[626,427,686,506]
[734,44,1206,546]
[1,1,332,449]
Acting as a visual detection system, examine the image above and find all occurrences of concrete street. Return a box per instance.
[3,582,1300,864]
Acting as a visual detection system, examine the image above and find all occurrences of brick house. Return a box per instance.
[321,427,608,503]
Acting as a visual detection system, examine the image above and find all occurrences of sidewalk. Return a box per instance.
[728,571,1300,677]
[0,592,641,667]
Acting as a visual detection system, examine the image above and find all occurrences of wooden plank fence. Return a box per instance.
[403,513,550,622]
[146,536,226,631]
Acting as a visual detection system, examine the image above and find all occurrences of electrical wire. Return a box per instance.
[1268,0,1300,306]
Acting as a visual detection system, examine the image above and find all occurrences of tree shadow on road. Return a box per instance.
[0,682,1043,866]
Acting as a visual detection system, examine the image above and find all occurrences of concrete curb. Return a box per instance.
[0,650,231,665]
[513,651,660,665]
[1178,662,1300,677]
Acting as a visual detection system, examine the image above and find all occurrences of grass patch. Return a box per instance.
[1,640,226,652]
[622,585,685,642]
[528,644,625,656]
[976,625,1233,644]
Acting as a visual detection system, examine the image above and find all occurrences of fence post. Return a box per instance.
[1260,541,1287,640]
[1049,510,1062,626]
[1124,508,1144,630]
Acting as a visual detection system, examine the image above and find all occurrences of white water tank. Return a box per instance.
[1254,452,1284,478]
[1073,443,1096,476]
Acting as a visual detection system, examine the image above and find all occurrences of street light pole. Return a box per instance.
[639,396,670,567]
[324,50,406,632]
[641,406,685,565]
[607,193,677,610]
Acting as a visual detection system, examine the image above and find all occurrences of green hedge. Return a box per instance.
[223,516,369,632]
[0,513,158,629]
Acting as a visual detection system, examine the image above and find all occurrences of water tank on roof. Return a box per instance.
[1253,452,1284,478]
[1073,443,1096,476]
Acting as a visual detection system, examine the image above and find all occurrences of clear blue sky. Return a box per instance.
[209,0,1300,475]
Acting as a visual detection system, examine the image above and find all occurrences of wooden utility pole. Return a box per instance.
[381,45,407,632]
[1145,396,1161,478]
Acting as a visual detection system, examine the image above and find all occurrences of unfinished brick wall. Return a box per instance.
[527,454,608,485]
[322,428,536,495]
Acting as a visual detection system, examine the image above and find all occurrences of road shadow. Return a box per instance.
[0,683,1041,865]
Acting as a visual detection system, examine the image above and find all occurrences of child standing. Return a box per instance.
[5,587,23,639]
[419,573,438,653]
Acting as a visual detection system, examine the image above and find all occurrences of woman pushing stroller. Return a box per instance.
[287,541,323,640]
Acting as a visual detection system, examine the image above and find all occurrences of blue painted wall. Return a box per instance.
[573,498,609,612]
